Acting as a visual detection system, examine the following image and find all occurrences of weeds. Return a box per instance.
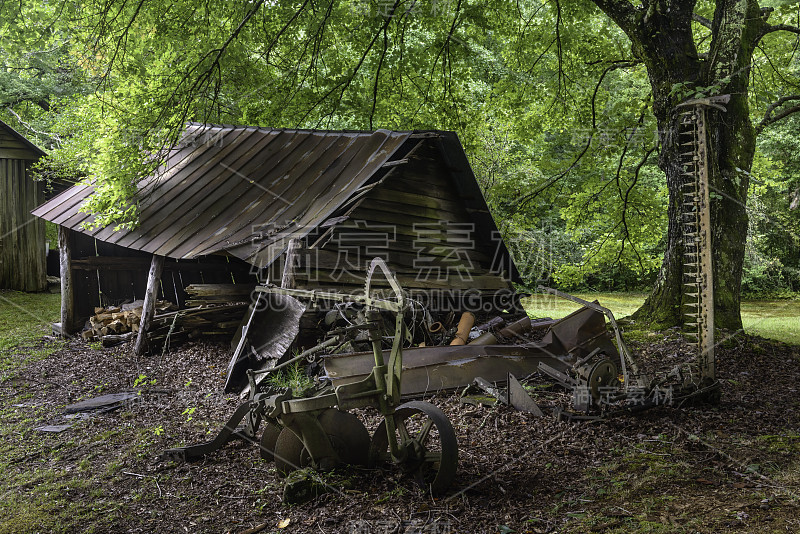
[266,360,315,396]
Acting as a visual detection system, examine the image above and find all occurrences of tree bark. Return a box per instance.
[593,0,764,330]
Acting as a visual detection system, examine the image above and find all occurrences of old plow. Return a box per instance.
[165,258,459,495]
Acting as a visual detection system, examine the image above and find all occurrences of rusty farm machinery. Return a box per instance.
[162,257,643,494]
[165,258,459,495]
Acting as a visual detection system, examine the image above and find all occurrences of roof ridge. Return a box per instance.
[0,118,47,157]
[184,121,432,135]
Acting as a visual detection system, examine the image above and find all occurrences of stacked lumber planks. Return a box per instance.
[184,284,254,306]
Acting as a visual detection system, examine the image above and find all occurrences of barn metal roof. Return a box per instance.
[33,124,412,265]
[0,118,47,159]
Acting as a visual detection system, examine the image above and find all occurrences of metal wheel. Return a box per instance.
[317,409,370,467]
[274,427,308,477]
[259,421,282,462]
[273,409,371,477]
[369,401,458,496]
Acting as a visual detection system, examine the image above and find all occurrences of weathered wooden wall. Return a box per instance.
[0,157,46,291]
[290,140,512,294]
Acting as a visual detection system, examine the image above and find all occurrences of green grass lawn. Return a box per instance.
[0,290,63,379]
[0,290,61,352]
[524,292,800,344]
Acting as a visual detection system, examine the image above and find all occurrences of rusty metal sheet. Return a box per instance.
[540,306,619,359]
[224,293,306,394]
[324,307,616,397]
[507,373,544,416]
[32,125,412,265]
[325,344,573,397]
[64,392,138,414]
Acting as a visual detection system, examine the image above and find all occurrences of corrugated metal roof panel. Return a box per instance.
[32,125,411,265]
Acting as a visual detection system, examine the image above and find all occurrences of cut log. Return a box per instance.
[102,332,135,347]
[58,226,75,336]
[134,255,165,356]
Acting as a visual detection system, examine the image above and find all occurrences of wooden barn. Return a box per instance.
[32,124,520,350]
[0,119,50,292]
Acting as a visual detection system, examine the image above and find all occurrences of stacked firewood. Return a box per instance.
[82,300,177,345]
[144,284,253,346]
[146,303,248,346]
[82,284,255,349]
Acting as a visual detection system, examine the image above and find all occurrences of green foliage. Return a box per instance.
[746,115,800,296]
[2,0,800,297]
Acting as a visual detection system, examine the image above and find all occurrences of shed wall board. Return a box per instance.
[0,158,46,291]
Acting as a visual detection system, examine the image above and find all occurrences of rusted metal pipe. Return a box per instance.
[496,316,532,339]
[468,332,499,345]
[449,312,475,345]
[428,322,444,334]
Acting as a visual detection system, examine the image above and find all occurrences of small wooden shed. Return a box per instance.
[0,119,48,292]
[33,124,520,348]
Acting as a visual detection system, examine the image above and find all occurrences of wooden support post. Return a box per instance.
[134,254,165,356]
[58,226,74,336]
[281,239,299,289]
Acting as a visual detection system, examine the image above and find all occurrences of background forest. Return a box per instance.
[1,0,798,297]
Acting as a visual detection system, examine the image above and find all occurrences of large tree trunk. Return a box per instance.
[634,103,752,330]
[593,0,762,331]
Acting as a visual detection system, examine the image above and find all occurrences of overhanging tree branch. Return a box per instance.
[513,59,641,211]
[692,13,712,29]
[756,94,800,135]
[759,23,800,40]
[590,0,640,37]
[591,60,640,129]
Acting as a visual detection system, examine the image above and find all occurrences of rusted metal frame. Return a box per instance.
[163,402,254,461]
[256,258,408,463]
[248,335,342,379]
[675,95,725,382]
[537,361,576,389]
[363,256,407,404]
[326,345,577,397]
[537,286,642,388]
[696,106,715,381]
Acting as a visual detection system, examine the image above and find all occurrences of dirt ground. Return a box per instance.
[1,329,799,534]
